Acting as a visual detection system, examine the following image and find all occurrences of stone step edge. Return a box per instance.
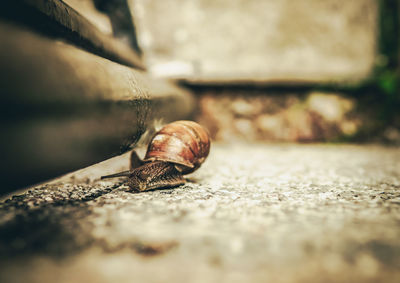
[0,22,195,194]
[1,0,144,69]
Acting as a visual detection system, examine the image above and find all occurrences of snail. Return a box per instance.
[101,120,211,192]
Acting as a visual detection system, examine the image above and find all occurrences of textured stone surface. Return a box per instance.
[130,0,377,83]
[1,144,399,283]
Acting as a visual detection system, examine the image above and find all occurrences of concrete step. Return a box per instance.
[1,0,144,69]
[0,22,194,194]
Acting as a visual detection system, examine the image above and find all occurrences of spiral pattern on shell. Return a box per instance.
[144,120,211,174]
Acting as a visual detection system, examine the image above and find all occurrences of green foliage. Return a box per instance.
[376,0,399,99]
[377,70,398,97]
[378,0,398,70]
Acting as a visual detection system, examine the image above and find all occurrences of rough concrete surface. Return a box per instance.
[1,144,400,283]
[130,0,377,83]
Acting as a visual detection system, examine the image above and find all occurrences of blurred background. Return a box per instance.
[132,0,399,144]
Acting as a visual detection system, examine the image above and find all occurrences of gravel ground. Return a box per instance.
[1,143,399,283]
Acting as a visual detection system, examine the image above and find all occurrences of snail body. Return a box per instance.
[101,121,210,192]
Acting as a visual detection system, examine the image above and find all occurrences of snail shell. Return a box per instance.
[144,120,210,174]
